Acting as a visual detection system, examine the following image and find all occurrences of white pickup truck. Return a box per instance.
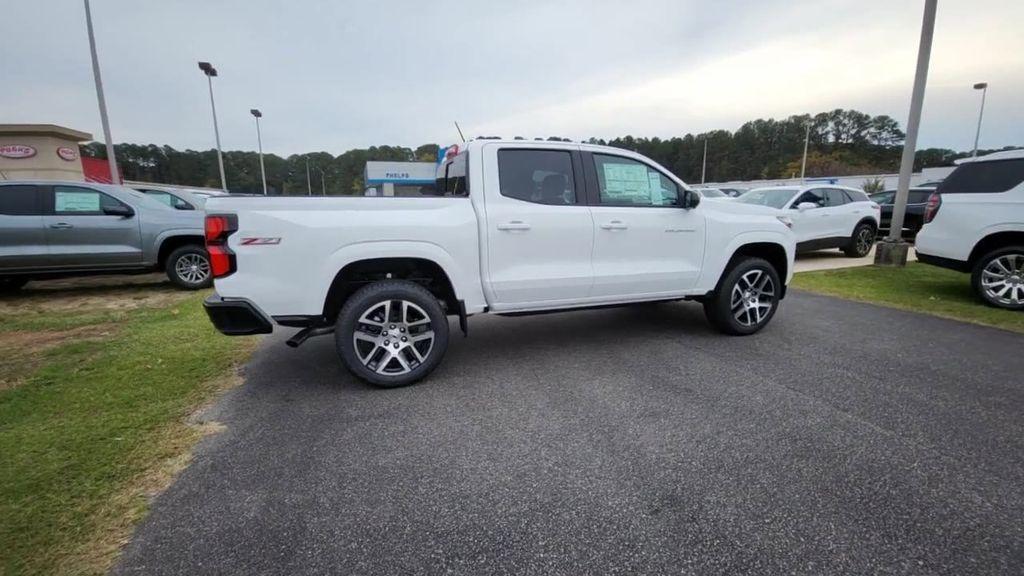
[203,141,796,387]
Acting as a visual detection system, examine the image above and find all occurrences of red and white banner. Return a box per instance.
[0,144,37,159]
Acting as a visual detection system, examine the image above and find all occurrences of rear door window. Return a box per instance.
[937,159,1024,194]
[0,185,42,215]
[498,149,577,205]
[824,189,849,207]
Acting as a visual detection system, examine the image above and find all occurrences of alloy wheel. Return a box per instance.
[981,253,1024,306]
[855,227,874,256]
[730,268,776,327]
[352,299,435,375]
[175,253,211,285]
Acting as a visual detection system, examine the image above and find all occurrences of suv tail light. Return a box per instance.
[923,192,942,224]
[205,214,238,278]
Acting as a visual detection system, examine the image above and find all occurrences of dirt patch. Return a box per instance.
[0,274,192,316]
[0,324,119,390]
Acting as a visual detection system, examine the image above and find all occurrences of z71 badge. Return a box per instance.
[239,238,281,246]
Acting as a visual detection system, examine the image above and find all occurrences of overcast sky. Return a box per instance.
[3,0,1021,156]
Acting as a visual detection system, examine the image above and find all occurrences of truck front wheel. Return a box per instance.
[335,280,450,388]
[703,257,781,335]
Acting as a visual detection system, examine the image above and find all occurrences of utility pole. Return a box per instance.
[305,157,312,196]
[83,0,119,184]
[701,138,708,184]
[971,82,988,158]
[317,167,326,196]
[876,0,936,267]
[800,122,811,183]
[250,109,267,195]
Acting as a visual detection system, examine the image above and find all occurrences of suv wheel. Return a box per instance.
[335,280,450,388]
[166,245,213,289]
[844,222,876,258]
[0,278,29,293]
[703,257,781,335]
[972,247,1024,310]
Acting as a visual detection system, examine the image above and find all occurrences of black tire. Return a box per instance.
[844,221,876,257]
[335,280,450,388]
[971,246,1024,311]
[703,257,782,335]
[0,278,29,293]
[165,245,213,289]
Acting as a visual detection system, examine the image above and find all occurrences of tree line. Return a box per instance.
[81,108,1017,194]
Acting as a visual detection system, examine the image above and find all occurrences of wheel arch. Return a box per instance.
[968,231,1024,268]
[322,257,460,323]
[727,242,790,289]
[157,234,207,270]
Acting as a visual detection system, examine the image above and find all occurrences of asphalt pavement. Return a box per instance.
[114,291,1024,575]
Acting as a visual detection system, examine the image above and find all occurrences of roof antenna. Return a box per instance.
[454,121,466,143]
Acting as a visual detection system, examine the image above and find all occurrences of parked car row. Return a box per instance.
[0,181,213,291]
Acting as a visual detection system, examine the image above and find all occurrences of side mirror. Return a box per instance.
[796,202,817,212]
[682,190,701,209]
[102,204,135,218]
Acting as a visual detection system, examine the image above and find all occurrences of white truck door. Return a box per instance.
[482,145,594,307]
[586,152,705,298]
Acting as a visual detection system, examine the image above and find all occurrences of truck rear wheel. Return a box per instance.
[971,246,1024,310]
[335,280,450,388]
[703,257,781,335]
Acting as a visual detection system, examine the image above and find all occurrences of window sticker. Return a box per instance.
[55,191,100,212]
[602,163,651,202]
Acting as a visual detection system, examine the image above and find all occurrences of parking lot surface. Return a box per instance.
[114,291,1024,575]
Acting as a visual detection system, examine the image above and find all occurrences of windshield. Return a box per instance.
[735,188,798,209]
[697,188,726,198]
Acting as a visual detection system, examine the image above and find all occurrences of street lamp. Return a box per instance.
[800,121,811,183]
[317,166,326,196]
[83,0,119,184]
[250,109,267,195]
[971,82,988,158]
[701,137,708,184]
[198,61,227,191]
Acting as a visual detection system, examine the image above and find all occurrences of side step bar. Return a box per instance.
[286,325,335,348]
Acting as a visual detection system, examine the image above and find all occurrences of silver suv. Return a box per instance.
[0,181,212,291]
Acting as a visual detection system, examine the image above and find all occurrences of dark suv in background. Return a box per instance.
[0,181,212,291]
[870,187,934,239]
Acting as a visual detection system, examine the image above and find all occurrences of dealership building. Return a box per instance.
[364,161,437,196]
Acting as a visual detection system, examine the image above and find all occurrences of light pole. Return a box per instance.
[876,0,936,266]
[800,122,811,183]
[305,157,312,196]
[83,0,119,184]
[317,167,326,196]
[971,82,988,158]
[198,61,227,191]
[250,109,267,195]
[701,137,708,184]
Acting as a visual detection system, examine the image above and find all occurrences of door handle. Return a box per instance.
[600,220,628,230]
[49,222,74,229]
[497,220,531,231]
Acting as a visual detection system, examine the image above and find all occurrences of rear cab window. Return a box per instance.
[497,149,577,205]
[0,185,42,215]
[937,159,1024,194]
[436,150,469,197]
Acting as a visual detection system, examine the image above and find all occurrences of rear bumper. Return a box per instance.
[916,251,971,273]
[203,295,273,335]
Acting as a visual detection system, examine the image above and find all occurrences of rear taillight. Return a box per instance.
[205,214,238,278]
[923,193,941,224]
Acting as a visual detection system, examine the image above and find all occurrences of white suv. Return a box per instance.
[916,150,1024,310]
[735,185,881,257]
